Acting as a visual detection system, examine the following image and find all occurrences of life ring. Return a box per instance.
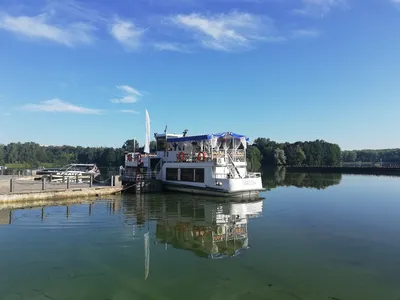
[177,152,185,162]
[197,152,207,161]
[127,154,133,161]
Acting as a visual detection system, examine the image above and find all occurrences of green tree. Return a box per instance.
[122,139,140,152]
[296,146,306,166]
[246,145,261,171]
[150,140,157,152]
[274,148,286,165]
[0,144,5,165]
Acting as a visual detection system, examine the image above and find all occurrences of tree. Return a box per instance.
[0,144,5,165]
[122,139,139,152]
[150,140,157,152]
[296,146,306,166]
[274,148,286,165]
[246,145,261,171]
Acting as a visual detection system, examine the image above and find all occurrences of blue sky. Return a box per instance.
[0,0,399,150]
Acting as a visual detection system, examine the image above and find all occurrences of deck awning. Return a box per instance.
[167,132,249,143]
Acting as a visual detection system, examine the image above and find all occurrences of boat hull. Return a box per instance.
[163,182,264,199]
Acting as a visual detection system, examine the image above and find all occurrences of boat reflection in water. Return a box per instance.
[154,197,263,259]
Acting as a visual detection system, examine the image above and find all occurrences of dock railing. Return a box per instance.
[4,173,121,194]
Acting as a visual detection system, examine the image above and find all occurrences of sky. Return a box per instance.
[0,0,399,150]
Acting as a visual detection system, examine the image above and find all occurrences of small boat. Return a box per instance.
[36,164,100,181]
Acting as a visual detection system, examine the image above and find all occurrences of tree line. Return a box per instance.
[246,138,342,170]
[342,149,400,163]
[0,139,155,168]
[2,136,398,169]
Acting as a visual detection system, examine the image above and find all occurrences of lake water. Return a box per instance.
[1,172,400,300]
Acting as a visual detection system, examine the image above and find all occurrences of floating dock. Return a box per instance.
[0,175,124,203]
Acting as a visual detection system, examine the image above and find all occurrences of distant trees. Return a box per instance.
[0,140,149,168]
[342,149,400,164]
[247,138,343,169]
[0,144,4,165]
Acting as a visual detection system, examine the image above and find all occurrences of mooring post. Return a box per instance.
[67,177,70,189]
[76,174,79,184]
[42,177,46,191]
[62,175,65,183]
[111,176,114,187]
[9,178,14,193]
[89,174,93,188]
[49,174,53,182]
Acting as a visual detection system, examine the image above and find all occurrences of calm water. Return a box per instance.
[1,172,400,300]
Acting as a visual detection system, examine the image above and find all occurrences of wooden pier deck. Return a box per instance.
[0,175,123,203]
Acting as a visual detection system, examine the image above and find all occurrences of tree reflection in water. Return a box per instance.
[262,167,342,191]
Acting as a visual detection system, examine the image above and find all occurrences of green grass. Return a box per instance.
[5,163,56,169]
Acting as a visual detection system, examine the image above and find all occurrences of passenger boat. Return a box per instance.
[36,164,100,181]
[122,110,264,198]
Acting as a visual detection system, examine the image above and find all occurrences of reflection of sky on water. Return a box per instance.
[1,173,400,299]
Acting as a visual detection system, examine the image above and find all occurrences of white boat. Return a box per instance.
[122,111,264,198]
[36,163,100,181]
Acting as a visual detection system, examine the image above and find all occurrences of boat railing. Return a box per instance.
[163,150,245,164]
[246,172,262,178]
[214,172,261,179]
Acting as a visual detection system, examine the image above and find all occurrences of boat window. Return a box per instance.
[181,168,194,182]
[194,169,205,183]
[166,168,178,181]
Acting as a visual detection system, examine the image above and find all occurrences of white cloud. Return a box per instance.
[292,29,320,38]
[293,0,346,17]
[110,18,145,50]
[154,42,191,53]
[169,12,284,51]
[120,110,140,114]
[0,12,95,46]
[117,85,142,96]
[111,85,143,104]
[20,99,101,114]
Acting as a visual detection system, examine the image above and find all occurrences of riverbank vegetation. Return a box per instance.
[0,140,147,168]
[1,138,399,170]
[246,138,342,170]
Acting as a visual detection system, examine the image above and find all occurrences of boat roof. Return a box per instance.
[154,133,183,139]
[167,132,249,143]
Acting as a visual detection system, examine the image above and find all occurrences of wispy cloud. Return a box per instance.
[0,12,95,46]
[110,18,146,50]
[293,0,346,17]
[169,12,284,51]
[20,99,101,114]
[110,85,143,104]
[120,110,140,114]
[43,0,107,24]
[291,29,320,38]
[154,42,191,53]
[1,112,11,116]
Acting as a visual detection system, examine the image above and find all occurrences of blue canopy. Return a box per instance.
[167,132,249,143]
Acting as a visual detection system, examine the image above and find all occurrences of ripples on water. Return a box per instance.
[1,173,400,300]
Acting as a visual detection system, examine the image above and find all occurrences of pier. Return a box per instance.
[0,174,124,203]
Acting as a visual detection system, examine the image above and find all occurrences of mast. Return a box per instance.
[144,109,150,154]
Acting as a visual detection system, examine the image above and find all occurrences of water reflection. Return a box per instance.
[155,198,263,259]
[263,167,342,190]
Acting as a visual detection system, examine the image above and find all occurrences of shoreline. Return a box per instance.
[284,166,400,176]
